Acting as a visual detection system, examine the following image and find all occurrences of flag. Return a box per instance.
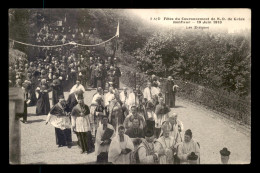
[115,21,119,37]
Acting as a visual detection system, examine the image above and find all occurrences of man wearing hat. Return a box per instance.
[177,129,200,164]
[108,125,134,164]
[220,147,230,164]
[71,93,95,154]
[95,114,115,163]
[154,121,175,164]
[135,121,160,164]
[46,95,72,148]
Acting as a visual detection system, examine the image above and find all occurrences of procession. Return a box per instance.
[9,9,251,165]
[10,49,208,164]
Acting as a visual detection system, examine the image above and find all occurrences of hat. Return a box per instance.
[187,152,198,160]
[220,148,231,156]
[185,129,192,138]
[144,128,154,138]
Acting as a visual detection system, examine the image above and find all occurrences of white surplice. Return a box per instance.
[108,134,134,164]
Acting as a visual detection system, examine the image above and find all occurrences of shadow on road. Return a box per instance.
[26,119,45,124]
[27,113,37,117]
[174,105,186,108]
[71,141,79,147]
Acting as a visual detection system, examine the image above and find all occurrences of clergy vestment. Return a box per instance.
[136,139,159,164]
[154,136,175,164]
[71,103,94,153]
[108,99,124,131]
[143,87,159,102]
[123,114,146,130]
[154,104,171,128]
[51,79,62,106]
[108,134,134,164]
[177,139,200,164]
[36,84,51,115]
[65,93,78,113]
[69,84,85,94]
[164,80,176,108]
[104,92,115,107]
[46,102,72,146]
[95,124,115,163]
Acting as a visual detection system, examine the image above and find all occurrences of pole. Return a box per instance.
[135,72,136,106]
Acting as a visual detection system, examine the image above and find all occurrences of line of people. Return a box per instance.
[44,79,200,164]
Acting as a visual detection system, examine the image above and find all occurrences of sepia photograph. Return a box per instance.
[8,8,251,165]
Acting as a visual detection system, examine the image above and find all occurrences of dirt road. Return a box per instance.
[20,82,250,164]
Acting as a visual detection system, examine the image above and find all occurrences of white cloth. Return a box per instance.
[143,87,159,101]
[69,84,85,94]
[104,92,115,107]
[154,136,175,164]
[137,141,157,164]
[177,139,200,164]
[91,93,103,105]
[46,113,71,130]
[108,134,134,164]
[119,91,128,105]
[127,92,138,109]
[95,124,115,156]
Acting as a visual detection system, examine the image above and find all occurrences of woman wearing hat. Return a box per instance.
[177,129,200,164]
[71,94,94,154]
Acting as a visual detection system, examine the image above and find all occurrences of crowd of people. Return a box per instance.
[10,48,206,164]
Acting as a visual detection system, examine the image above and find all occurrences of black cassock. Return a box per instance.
[49,103,72,146]
[65,93,78,113]
[36,84,51,115]
[164,80,175,108]
[51,79,63,106]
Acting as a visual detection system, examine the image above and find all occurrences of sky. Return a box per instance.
[126,9,251,33]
